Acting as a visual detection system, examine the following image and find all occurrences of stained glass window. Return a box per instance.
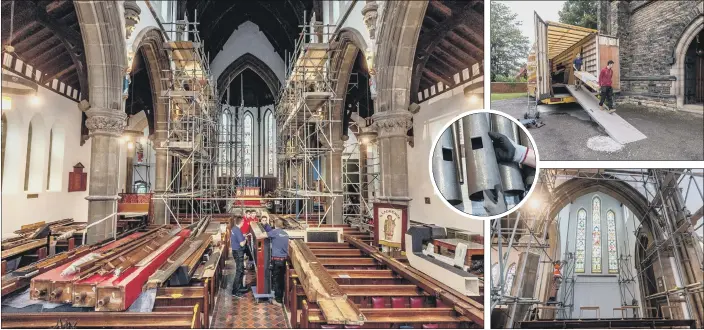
[244,112,253,175]
[592,197,602,273]
[575,208,587,273]
[607,210,618,273]
[491,263,500,288]
[265,111,275,175]
[219,110,232,176]
[504,263,517,295]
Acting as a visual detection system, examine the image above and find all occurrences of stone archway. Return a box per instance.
[216,53,281,102]
[322,27,369,224]
[672,14,704,110]
[131,27,171,225]
[371,1,428,204]
[538,177,703,325]
[74,1,128,243]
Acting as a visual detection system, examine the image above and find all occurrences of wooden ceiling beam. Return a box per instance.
[41,63,76,84]
[426,56,457,80]
[422,67,454,89]
[431,46,466,71]
[20,37,62,61]
[411,1,480,102]
[439,39,478,65]
[27,1,87,97]
[45,0,68,13]
[31,42,67,66]
[448,31,483,58]
[429,0,452,17]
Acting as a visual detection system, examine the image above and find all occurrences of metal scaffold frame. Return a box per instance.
[157,11,217,224]
[491,169,704,328]
[341,135,380,227]
[275,13,342,225]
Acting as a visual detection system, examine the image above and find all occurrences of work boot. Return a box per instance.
[599,105,604,111]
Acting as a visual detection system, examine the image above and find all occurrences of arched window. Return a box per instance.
[607,210,618,273]
[24,122,32,191]
[592,196,602,273]
[504,263,517,295]
[491,263,500,288]
[264,111,275,175]
[219,109,233,176]
[243,112,253,175]
[24,115,47,192]
[575,208,587,273]
[2,114,6,184]
[46,126,65,191]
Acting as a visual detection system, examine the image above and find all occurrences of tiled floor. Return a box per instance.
[211,258,288,329]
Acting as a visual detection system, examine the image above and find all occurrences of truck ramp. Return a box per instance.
[565,84,646,144]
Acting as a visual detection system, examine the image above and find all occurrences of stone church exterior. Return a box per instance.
[598,0,703,111]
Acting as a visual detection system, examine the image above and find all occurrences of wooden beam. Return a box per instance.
[422,68,454,89]
[319,257,377,266]
[26,1,87,97]
[448,30,483,58]
[310,249,364,257]
[307,308,471,324]
[411,1,480,102]
[0,311,196,328]
[439,39,479,64]
[289,240,366,325]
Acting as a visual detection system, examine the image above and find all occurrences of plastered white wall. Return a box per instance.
[407,79,484,233]
[1,81,92,236]
[210,21,285,85]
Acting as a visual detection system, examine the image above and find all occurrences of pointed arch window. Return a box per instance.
[504,263,517,295]
[243,112,253,175]
[575,208,587,273]
[607,210,618,273]
[592,197,602,273]
[265,111,275,175]
[2,114,6,184]
[219,109,233,176]
[491,263,500,288]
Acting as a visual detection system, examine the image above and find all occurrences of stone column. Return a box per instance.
[326,141,344,224]
[152,147,169,224]
[371,110,413,205]
[84,108,127,244]
[359,141,368,203]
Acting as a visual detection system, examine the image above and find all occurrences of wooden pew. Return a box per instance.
[310,249,364,257]
[318,257,377,266]
[306,307,470,328]
[155,286,210,328]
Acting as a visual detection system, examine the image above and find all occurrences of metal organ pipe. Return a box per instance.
[489,114,525,200]
[432,127,463,205]
[451,122,464,184]
[518,128,536,190]
[462,113,504,203]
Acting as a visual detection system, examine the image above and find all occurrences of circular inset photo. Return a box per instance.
[429,110,539,219]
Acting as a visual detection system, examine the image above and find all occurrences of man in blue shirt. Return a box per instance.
[230,216,250,298]
[262,217,289,305]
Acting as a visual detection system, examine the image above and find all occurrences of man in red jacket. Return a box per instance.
[598,60,615,112]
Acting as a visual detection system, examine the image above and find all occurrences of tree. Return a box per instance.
[558,0,598,29]
[491,2,530,81]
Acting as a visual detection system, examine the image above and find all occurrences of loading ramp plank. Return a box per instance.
[565,84,646,144]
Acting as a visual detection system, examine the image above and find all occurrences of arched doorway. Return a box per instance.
[673,16,704,110]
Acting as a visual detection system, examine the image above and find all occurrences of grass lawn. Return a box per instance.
[491,93,527,101]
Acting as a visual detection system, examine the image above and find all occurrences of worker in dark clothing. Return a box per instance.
[264,218,289,305]
[598,60,615,112]
[231,216,250,298]
[573,54,583,88]
[241,210,255,270]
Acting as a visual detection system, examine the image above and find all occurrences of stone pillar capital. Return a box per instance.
[371,110,413,138]
[85,108,127,137]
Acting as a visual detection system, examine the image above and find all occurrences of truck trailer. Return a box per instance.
[527,12,621,105]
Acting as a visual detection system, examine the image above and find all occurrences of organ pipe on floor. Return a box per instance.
[462,113,506,214]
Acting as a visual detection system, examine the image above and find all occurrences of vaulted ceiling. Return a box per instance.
[0,0,86,97]
[411,0,484,102]
[185,0,319,61]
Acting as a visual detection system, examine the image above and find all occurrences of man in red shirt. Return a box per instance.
[598,60,615,112]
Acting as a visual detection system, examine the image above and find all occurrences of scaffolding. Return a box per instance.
[157,11,217,224]
[341,134,380,227]
[490,169,704,328]
[275,14,342,225]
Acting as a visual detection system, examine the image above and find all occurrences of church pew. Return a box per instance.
[305,307,470,328]
[306,242,355,249]
[155,285,210,328]
[310,249,364,257]
[318,257,378,267]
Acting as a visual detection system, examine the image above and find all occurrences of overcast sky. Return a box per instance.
[495,1,566,44]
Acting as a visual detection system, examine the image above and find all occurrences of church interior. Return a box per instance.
[490,169,704,329]
[0,0,485,328]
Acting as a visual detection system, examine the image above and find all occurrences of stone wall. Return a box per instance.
[601,0,703,110]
